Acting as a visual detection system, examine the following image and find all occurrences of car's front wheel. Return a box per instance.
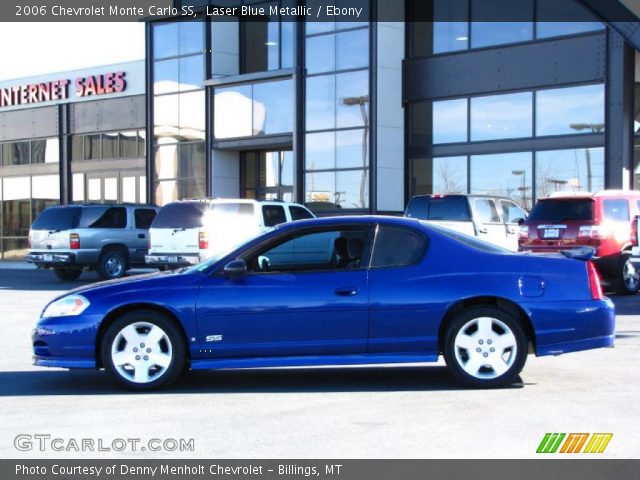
[53,268,82,281]
[102,311,185,390]
[443,307,527,388]
[615,252,639,295]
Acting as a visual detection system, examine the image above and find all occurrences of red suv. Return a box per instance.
[519,190,640,294]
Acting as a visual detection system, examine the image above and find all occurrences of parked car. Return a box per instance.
[405,194,527,251]
[32,216,614,391]
[27,204,158,281]
[145,199,315,270]
[631,215,640,270]
[519,190,640,295]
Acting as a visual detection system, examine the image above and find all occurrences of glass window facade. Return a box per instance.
[0,174,59,259]
[471,92,532,141]
[241,151,293,201]
[536,84,605,136]
[213,79,293,139]
[240,1,294,74]
[71,131,145,161]
[410,0,603,57]
[0,139,58,166]
[535,148,604,198]
[304,22,369,210]
[152,19,206,205]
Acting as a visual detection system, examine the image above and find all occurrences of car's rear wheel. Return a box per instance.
[97,249,126,280]
[615,252,639,295]
[443,307,527,388]
[102,311,185,390]
[53,268,82,281]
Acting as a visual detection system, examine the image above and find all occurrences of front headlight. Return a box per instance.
[41,295,90,318]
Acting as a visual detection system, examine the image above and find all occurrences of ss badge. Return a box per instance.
[206,335,223,342]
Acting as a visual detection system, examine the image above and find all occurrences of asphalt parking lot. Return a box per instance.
[0,267,638,459]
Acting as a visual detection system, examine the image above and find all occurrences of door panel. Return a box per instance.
[195,270,369,357]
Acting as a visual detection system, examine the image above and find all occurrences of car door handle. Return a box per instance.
[335,287,359,296]
[138,234,146,239]
[478,227,488,234]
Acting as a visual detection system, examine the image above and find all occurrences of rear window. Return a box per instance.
[31,207,80,231]
[528,199,594,222]
[602,199,629,221]
[406,196,471,221]
[134,209,157,229]
[79,207,127,229]
[152,202,209,229]
[429,224,511,254]
[210,203,254,217]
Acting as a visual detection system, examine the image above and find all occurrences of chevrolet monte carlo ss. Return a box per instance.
[32,216,615,390]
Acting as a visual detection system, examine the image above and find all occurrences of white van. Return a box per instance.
[145,199,314,269]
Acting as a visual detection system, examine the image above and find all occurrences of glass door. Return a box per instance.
[241,150,293,201]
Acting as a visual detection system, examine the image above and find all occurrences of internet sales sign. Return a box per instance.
[0,71,126,108]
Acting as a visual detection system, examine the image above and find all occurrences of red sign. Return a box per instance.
[0,71,127,108]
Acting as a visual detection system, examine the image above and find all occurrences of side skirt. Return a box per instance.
[190,353,439,371]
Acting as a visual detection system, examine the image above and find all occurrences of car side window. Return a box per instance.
[134,209,157,229]
[88,207,127,229]
[262,205,287,227]
[289,205,314,221]
[602,199,629,222]
[500,200,526,224]
[474,199,500,223]
[244,227,369,273]
[370,225,427,268]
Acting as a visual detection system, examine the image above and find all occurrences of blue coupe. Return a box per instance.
[32,216,615,390]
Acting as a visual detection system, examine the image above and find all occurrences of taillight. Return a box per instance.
[518,225,529,242]
[199,231,209,250]
[587,261,603,300]
[70,233,80,250]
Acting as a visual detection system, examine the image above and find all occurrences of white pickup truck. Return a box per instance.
[405,194,527,251]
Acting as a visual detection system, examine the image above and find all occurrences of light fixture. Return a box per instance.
[456,36,469,41]
[265,41,278,46]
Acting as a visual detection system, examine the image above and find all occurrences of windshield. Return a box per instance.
[528,199,594,221]
[426,223,512,254]
[31,207,80,230]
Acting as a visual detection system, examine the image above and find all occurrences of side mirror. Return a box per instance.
[224,259,247,279]
[516,217,526,226]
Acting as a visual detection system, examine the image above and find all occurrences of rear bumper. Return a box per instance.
[523,297,616,356]
[27,252,73,266]
[145,253,203,268]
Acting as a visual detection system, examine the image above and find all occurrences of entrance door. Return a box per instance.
[241,150,293,201]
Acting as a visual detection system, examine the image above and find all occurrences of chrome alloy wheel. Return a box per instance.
[453,316,517,379]
[622,258,639,291]
[110,322,173,384]
[105,256,124,278]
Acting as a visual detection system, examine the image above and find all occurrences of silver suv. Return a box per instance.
[27,203,158,281]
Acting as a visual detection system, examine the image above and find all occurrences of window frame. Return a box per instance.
[220,224,375,276]
[368,224,429,270]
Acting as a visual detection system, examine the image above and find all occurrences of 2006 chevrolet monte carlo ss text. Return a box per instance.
[32,216,615,390]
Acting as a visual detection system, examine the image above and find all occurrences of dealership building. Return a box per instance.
[1,0,640,259]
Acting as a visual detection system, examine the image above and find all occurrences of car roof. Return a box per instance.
[273,215,420,231]
[175,198,307,207]
[545,190,640,200]
[50,203,158,208]
[411,194,517,201]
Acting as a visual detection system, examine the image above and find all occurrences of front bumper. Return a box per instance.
[32,314,101,369]
[525,297,616,356]
[631,247,640,265]
[145,253,203,268]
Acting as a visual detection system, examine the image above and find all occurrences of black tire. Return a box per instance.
[101,310,186,391]
[97,249,127,280]
[53,268,82,281]
[614,252,639,295]
[443,306,528,388]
